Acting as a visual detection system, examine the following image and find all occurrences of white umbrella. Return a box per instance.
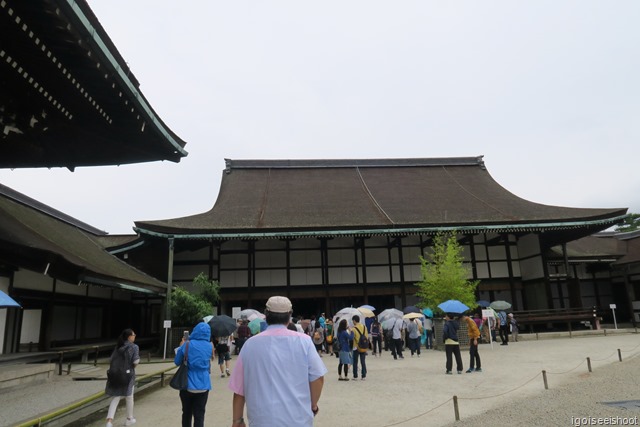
[378,308,403,323]
[333,307,362,328]
[238,309,265,322]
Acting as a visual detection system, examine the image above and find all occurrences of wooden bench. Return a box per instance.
[512,307,601,332]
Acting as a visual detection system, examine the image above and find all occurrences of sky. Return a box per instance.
[1,1,639,234]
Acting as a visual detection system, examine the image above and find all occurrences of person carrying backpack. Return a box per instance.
[351,315,369,380]
[312,325,325,357]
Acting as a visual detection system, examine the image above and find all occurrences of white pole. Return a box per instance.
[612,308,618,330]
[163,327,168,360]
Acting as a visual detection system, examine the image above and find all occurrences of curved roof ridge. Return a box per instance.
[224,156,484,172]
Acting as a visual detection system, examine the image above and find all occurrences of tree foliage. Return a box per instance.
[170,273,220,326]
[415,232,479,313]
[615,213,640,233]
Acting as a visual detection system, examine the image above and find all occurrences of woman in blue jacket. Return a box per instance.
[337,319,354,381]
[175,322,213,427]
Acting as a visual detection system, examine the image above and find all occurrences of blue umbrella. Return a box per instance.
[0,290,21,308]
[437,300,470,314]
[422,308,434,318]
[476,300,490,308]
[359,304,376,311]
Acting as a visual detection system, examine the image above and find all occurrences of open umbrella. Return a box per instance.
[248,318,267,335]
[0,290,21,308]
[403,305,421,314]
[403,312,424,320]
[476,300,491,308]
[359,304,376,311]
[489,300,512,311]
[437,300,470,314]
[357,307,375,318]
[202,315,214,323]
[422,308,434,318]
[378,308,403,323]
[208,315,237,338]
[333,307,362,327]
[238,309,265,322]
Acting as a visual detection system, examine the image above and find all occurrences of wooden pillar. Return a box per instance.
[165,237,175,321]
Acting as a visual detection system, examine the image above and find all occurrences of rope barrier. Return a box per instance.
[458,372,542,400]
[383,396,453,426]
[381,336,640,426]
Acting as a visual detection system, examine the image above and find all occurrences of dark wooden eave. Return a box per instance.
[0,183,167,294]
[0,0,187,169]
[134,157,628,245]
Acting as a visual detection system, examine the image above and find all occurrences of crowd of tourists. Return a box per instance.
[103,301,519,427]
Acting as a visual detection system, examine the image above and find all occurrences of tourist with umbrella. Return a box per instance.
[490,301,512,345]
[422,308,434,350]
[208,315,238,338]
[442,313,464,374]
[403,312,423,357]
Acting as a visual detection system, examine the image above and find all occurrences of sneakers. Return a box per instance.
[466,368,475,373]
[226,368,231,376]
[475,368,483,372]
[457,371,462,374]
[125,418,137,426]
[445,371,452,375]
[361,377,366,381]
[106,422,113,427]
[221,373,226,378]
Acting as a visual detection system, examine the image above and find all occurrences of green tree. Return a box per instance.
[415,232,479,313]
[615,213,640,233]
[170,273,220,326]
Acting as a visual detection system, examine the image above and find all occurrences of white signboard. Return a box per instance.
[164,320,172,329]
[232,307,242,319]
[481,309,494,319]
[609,304,617,309]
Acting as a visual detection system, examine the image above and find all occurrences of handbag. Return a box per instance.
[170,342,189,390]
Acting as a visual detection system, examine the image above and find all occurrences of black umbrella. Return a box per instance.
[208,315,238,338]
[403,305,421,314]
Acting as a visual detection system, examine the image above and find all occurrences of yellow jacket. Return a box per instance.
[464,317,480,339]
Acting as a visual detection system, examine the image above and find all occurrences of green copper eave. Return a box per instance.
[65,0,187,158]
[133,214,628,240]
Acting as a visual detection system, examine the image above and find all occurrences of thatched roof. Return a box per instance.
[135,157,627,242]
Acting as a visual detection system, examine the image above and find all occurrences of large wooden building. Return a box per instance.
[126,157,628,318]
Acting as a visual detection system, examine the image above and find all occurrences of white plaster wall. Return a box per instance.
[517,234,544,280]
[19,309,41,344]
[14,269,54,292]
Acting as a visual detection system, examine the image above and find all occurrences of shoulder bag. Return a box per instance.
[170,341,189,390]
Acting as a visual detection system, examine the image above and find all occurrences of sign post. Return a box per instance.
[481,309,494,349]
[610,304,617,329]
[163,320,172,360]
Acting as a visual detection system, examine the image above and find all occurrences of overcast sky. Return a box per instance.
[1,1,639,234]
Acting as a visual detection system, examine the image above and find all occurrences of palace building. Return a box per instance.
[124,157,629,318]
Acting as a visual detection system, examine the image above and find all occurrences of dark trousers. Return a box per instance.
[499,325,509,344]
[425,331,433,349]
[469,341,481,369]
[408,337,421,355]
[352,350,367,378]
[391,338,404,359]
[445,345,463,372]
[372,336,382,354]
[179,390,209,427]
